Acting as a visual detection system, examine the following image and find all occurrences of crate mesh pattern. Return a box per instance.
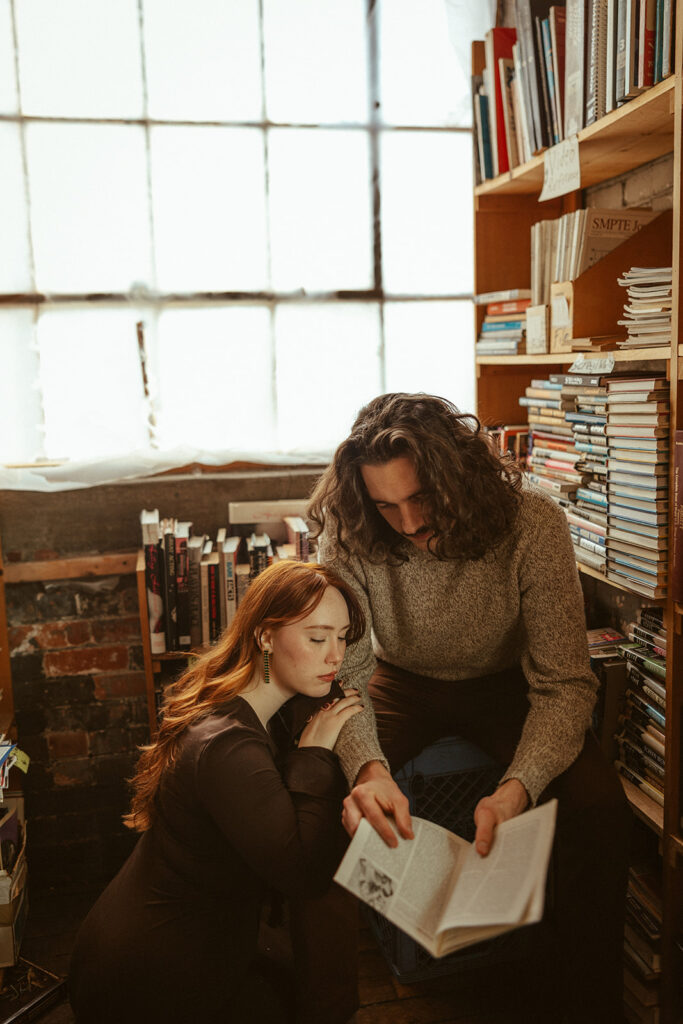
[365,736,534,982]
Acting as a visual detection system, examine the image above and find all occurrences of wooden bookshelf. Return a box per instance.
[476,345,672,366]
[473,19,683,1020]
[474,77,675,199]
[620,776,664,835]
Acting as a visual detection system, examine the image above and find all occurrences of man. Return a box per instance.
[308,392,630,1024]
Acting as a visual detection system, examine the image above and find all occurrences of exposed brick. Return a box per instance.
[121,587,140,614]
[14,732,49,764]
[93,671,146,700]
[33,624,71,650]
[91,617,141,645]
[47,730,89,759]
[14,706,47,736]
[52,758,95,787]
[128,645,145,671]
[65,621,93,645]
[89,728,135,757]
[74,590,123,619]
[33,549,60,562]
[14,675,96,707]
[93,753,139,787]
[35,590,79,622]
[9,652,44,683]
[45,704,109,733]
[43,646,129,678]
[8,625,34,651]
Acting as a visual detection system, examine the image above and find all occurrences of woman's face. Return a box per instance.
[265,586,350,699]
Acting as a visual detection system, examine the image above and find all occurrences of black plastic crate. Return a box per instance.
[365,736,537,983]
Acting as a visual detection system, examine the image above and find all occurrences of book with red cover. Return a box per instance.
[485,27,518,174]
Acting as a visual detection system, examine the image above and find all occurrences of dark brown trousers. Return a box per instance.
[291,660,631,1024]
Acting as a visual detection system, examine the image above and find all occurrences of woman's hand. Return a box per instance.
[298,691,364,751]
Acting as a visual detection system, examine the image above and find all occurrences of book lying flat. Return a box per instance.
[334,800,557,959]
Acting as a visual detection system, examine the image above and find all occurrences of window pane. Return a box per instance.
[16,0,143,117]
[0,1,17,114]
[26,123,151,293]
[144,0,262,122]
[0,124,32,292]
[384,301,475,415]
[264,0,367,124]
[380,131,473,295]
[275,304,381,451]
[37,307,150,460]
[378,0,470,127]
[0,308,43,462]
[151,127,267,293]
[269,129,372,292]
[155,307,274,451]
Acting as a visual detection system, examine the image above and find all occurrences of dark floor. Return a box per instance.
[0,886,575,1023]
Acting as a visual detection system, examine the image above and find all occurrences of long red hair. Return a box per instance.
[124,560,365,831]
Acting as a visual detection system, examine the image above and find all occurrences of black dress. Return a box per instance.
[68,697,345,1024]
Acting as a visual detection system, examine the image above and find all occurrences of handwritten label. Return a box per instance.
[526,305,548,353]
[569,354,616,374]
[551,294,570,328]
[539,137,581,201]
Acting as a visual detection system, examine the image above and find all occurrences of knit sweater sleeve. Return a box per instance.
[317,534,390,787]
[499,496,599,804]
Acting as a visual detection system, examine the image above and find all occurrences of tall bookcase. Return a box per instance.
[472,13,683,1023]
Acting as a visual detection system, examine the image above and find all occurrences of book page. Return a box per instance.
[440,800,557,930]
[334,816,468,949]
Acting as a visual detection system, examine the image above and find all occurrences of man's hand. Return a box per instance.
[342,761,414,849]
[474,778,529,857]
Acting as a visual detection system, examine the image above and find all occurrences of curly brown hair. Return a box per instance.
[308,393,523,564]
[124,560,365,832]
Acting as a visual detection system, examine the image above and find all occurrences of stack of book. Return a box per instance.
[615,609,667,809]
[605,376,670,598]
[520,377,583,500]
[529,369,610,572]
[531,209,657,306]
[140,508,313,654]
[476,301,528,356]
[623,857,663,1023]
[617,266,673,349]
[563,376,610,571]
[472,4,675,181]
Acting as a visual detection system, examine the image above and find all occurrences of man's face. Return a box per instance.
[360,457,433,550]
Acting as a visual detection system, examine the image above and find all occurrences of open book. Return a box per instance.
[334,799,557,958]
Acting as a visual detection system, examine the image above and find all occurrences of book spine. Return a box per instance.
[163,529,178,652]
[188,557,202,649]
[200,563,210,647]
[144,541,166,655]
[175,535,191,650]
[534,15,554,144]
[208,562,220,644]
[225,555,237,627]
[672,431,683,601]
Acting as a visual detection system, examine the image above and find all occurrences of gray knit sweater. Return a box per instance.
[320,485,598,804]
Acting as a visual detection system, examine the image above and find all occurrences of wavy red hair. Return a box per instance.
[124,559,365,832]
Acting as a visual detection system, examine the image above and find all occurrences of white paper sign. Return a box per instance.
[526,305,548,353]
[569,354,616,374]
[551,294,570,327]
[539,137,581,201]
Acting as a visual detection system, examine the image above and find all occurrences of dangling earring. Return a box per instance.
[263,648,271,685]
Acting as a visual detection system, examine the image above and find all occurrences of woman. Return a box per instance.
[68,560,365,1024]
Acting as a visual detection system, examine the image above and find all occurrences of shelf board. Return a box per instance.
[577,563,630,593]
[671,833,683,857]
[474,77,675,198]
[620,776,664,835]
[476,346,671,367]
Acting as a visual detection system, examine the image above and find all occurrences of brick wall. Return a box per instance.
[1,468,321,892]
[7,573,148,890]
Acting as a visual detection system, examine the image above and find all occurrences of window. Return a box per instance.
[1,0,483,465]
